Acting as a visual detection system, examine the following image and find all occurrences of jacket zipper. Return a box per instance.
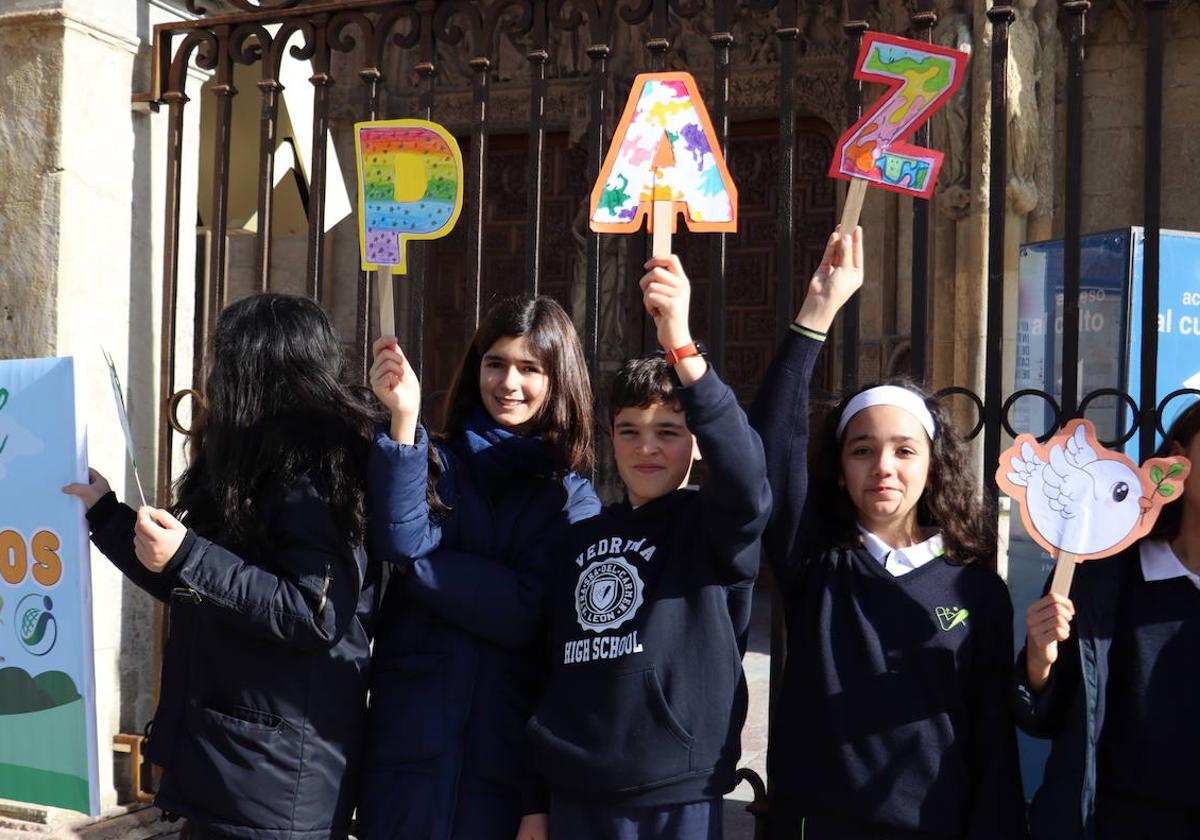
[317,562,332,613]
[170,585,201,603]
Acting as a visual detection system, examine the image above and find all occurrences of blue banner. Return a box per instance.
[0,357,99,815]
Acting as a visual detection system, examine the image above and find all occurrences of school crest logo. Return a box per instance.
[575,557,644,632]
[935,606,969,632]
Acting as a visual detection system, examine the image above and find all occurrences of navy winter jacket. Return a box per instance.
[85,477,379,840]
[1012,551,1127,840]
[357,422,600,840]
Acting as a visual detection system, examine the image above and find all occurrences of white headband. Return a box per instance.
[836,385,937,441]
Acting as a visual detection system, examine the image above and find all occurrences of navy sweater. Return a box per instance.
[1095,557,1199,811]
[749,331,1025,838]
[528,366,771,807]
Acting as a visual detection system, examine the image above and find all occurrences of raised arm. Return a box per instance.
[641,254,771,583]
[402,476,600,649]
[749,227,863,581]
[365,335,447,563]
[367,424,446,564]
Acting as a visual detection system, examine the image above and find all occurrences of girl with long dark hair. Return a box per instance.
[64,294,380,839]
[356,296,600,840]
[1015,400,1200,839]
[749,228,1026,839]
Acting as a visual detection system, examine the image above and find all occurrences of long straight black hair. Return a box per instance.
[173,294,381,553]
[441,295,594,477]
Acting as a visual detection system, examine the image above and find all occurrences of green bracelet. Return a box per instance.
[790,324,827,342]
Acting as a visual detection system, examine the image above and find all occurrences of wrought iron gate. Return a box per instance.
[142,1,1185,834]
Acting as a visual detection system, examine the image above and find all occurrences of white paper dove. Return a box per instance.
[997,418,1190,562]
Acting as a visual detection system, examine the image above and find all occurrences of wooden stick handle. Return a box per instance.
[378,270,395,337]
[839,178,868,233]
[652,199,673,259]
[1049,551,1077,596]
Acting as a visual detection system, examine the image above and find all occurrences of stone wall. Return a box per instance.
[0,0,203,819]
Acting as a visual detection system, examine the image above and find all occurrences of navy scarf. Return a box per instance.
[457,408,555,497]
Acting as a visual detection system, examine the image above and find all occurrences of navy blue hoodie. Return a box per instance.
[528,366,770,807]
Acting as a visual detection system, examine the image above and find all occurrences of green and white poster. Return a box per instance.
[0,357,99,815]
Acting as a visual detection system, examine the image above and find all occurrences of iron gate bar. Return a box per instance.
[156,30,216,509]
[207,24,237,328]
[1060,0,1088,420]
[1139,0,1166,461]
[438,1,491,340]
[707,0,734,376]
[524,0,549,296]
[578,0,612,388]
[408,0,438,382]
[910,0,936,384]
[304,14,333,301]
[983,1,1014,503]
[841,0,869,390]
[774,0,798,342]
[232,23,282,293]
[337,10,385,379]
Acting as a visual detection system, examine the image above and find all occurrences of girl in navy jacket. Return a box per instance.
[64,294,381,839]
[357,296,601,840]
[1014,400,1200,839]
[749,228,1025,839]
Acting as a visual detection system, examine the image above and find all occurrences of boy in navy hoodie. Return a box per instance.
[527,255,771,839]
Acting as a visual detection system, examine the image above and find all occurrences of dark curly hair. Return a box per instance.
[173,294,381,554]
[809,377,997,568]
[1147,397,1200,541]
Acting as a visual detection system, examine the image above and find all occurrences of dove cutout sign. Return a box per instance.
[997,419,1189,594]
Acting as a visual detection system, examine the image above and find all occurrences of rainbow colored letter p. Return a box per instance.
[355,119,464,274]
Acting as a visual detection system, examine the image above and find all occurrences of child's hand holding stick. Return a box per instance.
[796,225,864,333]
[370,336,422,445]
[640,254,706,385]
[1024,592,1076,692]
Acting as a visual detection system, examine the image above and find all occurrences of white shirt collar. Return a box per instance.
[857,525,945,577]
[1139,539,1200,588]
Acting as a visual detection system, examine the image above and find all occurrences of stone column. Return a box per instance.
[0,0,203,823]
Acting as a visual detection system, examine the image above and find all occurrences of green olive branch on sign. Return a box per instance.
[1149,462,1187,498]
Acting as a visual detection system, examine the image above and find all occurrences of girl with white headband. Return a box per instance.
[750,227,1025,839]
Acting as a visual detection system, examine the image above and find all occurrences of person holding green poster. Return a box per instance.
[64,294,381,839]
